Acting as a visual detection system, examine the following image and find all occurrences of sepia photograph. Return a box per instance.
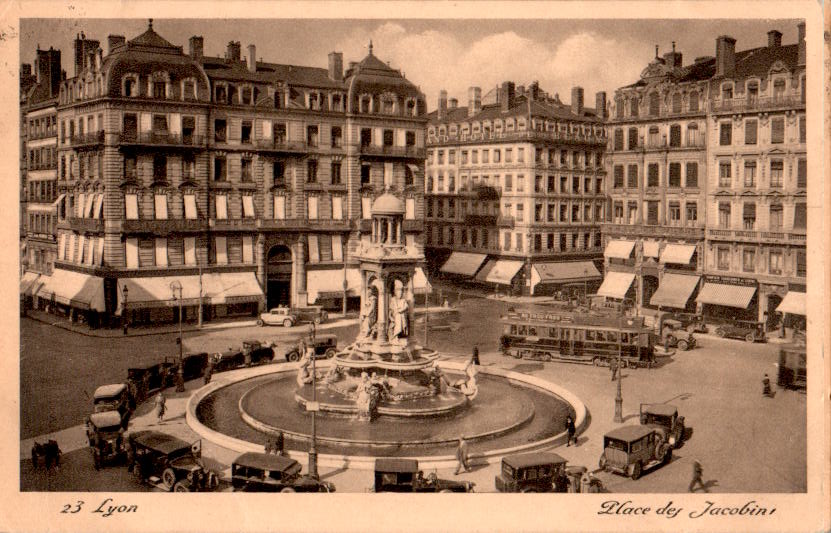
[4,2,828,532]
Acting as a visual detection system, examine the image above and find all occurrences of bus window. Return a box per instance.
[607,332,618,343]
[621,333,629,343]
[518,326,527,335]
[597,331,606,342]
[573,329,583,341]
[548,328,558,339]
[563,329,571,340]
[528,327,537,336]
[586,330,596,341]
[510,325,517,335]
[639,333,649,346]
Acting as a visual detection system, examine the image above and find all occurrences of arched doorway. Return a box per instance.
[267,245,293,309]
[642,275,659,310]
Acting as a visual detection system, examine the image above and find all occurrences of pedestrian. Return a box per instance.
[471,345,480,366]
[454,437,469,475]
[610,357,618,381]
[203,356,214,385]
[565,415,577,447]
[762,373,772,397]
[264,437,274,455]
[154,392,166,425]
[688,460,708,493]
[274,430,285,456]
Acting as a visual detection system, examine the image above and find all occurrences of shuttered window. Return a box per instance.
[154,194,168,220]
[184,237,196,265]
[793,203,807,229]
[307,196,319,219]
[242,195,255,218]
[332,235,343,261]
[797,159,807,188]
[184,194,197,219]
[124,194,139,220]
[215,236,228,265]
[307,235,319,263]
[155,238,168,267]
[771,117,784,144]
[242,236,254,263]
[332,196,343,220]
[215,194,228,219]
[318,235,333,261]
[745,119,757,144]
[125,238,139,268]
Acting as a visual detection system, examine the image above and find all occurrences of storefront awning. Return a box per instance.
[307,268,361,304]
[440,252,487,277]
[20,271,40,295]
[604,240,635,259]
[475,260,524,285]
[776,291,806,316]
[660,243,696,265]
[649,274,700,309]
[204,272,264,305]
[596,271,635,299]
[696,283,756,309]
[119,275,204,311]
[530,261,601,293]
[412,267,432,295]
[39,269,105,312]
[643,241,661,258]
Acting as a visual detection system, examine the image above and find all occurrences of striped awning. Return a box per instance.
[307,268,361,303]
[531,261,601,293]
[649,274,700,309]
[441,252,487,277]
[596,271,635,299]
[204,272,264,305]
[696,283,756,309]
[776,291,806,316]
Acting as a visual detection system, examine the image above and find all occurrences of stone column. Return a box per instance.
[294,237,307,306]
[377,274,389,343]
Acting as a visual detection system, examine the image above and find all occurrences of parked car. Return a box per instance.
[639,403,686,448]
[293,306,329,325]
[599,425,672,480]
[243,340,276,365]
[284,335,338,362]
[715,320,766,343]
[180,352,210,381]
[86,411,125,470]
[127,431,218,492]
[658,311,707,334]
[372,458,474,493]
[211,347,246,372]
[92,383,133,429]
[776,343,806,390]
[494,452,570,493]
[231,452,335,492]
[258,308,299,328]
[656,324,697,352]
[127,361,177,403]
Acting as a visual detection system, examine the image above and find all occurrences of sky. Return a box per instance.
[20,18,802,108]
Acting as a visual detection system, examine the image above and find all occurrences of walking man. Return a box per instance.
[471,345,480,366]
[762,373,773,397]
[565,415,577,447]
[154,392,166,425]
[688,460,708,493]
[454,437,469,475]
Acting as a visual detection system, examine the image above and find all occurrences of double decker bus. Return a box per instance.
[499,310,656,368]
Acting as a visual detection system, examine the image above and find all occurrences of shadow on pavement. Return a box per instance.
[21,448,152,492]
[508,362,545,374]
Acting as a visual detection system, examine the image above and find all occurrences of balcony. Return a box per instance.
[118,131,207,149]
[70,131,105,149]
[601,222,704,240]
[254,138,308,154]
[58,217,104,233]
[122,219,206,235]
[27,161,58,171]
[706,227,806,244]
[209,218,258,231]
[710,95,805,114]
[428,129,606,148]
[465,214,497,226]
[258,218,352,232]
[359,144,426,159]
[497,216,515,228]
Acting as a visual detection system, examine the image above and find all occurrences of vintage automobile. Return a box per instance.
[658,311,707,334]
[414,308,462,331]
[211,341,274,372]
[92,383,133,429]
[656,323,697,352]
[639,403,686,448]
[180,352,210,381]
[86,411,125,469]
[599,425,672,480]
[372,458,474,493]
[714,320,766,343]
[231,452,335,493]
[494,452,571,493]
[776,343,806,390]
[293,306,329,325]
[258,307,299,328]
[127,430,218,492]
[284,335,338,362]
[126,361,177,403]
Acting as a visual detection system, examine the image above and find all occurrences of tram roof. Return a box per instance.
[502,310,646,329]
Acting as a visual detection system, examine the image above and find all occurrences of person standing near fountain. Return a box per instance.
[454,437,470,475]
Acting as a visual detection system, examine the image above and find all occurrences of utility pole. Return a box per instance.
[197,265,203,328]
[308,322,318,479]
[614,313,624,423]
[171,280,185,392]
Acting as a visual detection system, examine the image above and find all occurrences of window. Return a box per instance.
[271,162,286,187]
[685,162,698,188]
[613,129,623,151]
[669,124,681,147]
[799,116,806,143]
[124,194,138,220]
[572,176,580,194]
[742,248,755,272]
[627,127,638,150]
[505,149,512,163]
[516,203,524,222]
[405,197,415,220]
[688,91,698,111]
[405,166,415,186]
[685,202,697,223]
[215,194,228,219]
[771,117,784,144]
[743,202,756,229]
[237,120,251,144]
[183,80,195,100]
[628,202,639,224]
[515,232,523,252]
[215,236,228,265]
[769,204,783,229]
[518,148,524,163]
[155,238,168,267]
[686,123,700,147]
[718,202,731,228]
[483,150,490,164]
[668,202,681,224]
[241,158,252,182]
[648,92,659,116]
[329,160,342,185]
[153,81,166,99]
[307,160,318,183]
[241,235,254,263]
[719,162,731,188]
[214,119,227,142]
[151,155,167,183]
[717,246,730,270]
[627,165,638,188]
[646,201,658,225]
[307,195,318,219]
[796,250,806,277]
[769,161,783,188]
[719,122,732,145]
[182,155,195,182]
[125,238,139,269]
[504,174,513,192]
[613,202,624,223]
[183,237,196,265]
[797,159,807,188]
[274,123,287,143]
[668,163,681,187]
[214,156,227,181]
[382,129,394,147]
[773,79,786,100]
[273,195,286,219]
[516,175,525,192]
[613,166,624,189]
[615,97,624,119]
[242,195,255,218]
[745,119,757,144]
[794,203,807,229]
[743,161,756,187]
[535,203,543,222]
[361,196,372,219]
[721,84,733,100]
[307,125,318,146]
[331,126,342,148]
[184,194,197,219]
[768,250,782,275]
[154,193,168,220]
[461,150,468,165]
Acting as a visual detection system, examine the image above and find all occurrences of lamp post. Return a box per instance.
[583,267,588,306]
[342,276,348,317]
[614,313,624,423]
[122,284,129,335]
[170,280,185,393]
[308,321,318,479]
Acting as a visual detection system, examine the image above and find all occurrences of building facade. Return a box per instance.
[29,22,427,327]
[425,82,607,296]
[601,24,806,329]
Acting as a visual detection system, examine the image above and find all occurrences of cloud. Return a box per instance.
[336,24,648,111]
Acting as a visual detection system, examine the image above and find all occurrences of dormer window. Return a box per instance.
[332,94,342,111]
[382,97,394,115]
[153,81,166,99]
[242,87,252,105]
[123,74,139,97]
[182,79,196,100]
[360,95,371,113]
[721,83,733,100]
[406,99,416,116]
[215,85,227,104]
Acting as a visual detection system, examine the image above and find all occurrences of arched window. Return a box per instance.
[630,96,639,117]
[672,93,682,114]
[688,91,699,112]
[360,95,371,113]
[123,74,139,97]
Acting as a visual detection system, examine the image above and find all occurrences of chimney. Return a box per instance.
[189,36,204,58]
[107,35,125,55]
[662,41,682,68]
[500,81,515,112]
[767,30,782,48]
[798,22,806,66]
[595,91,607,119]
[328,51,343,81]
[21,63,32,78]
[715,35,736,77]
[247,44,256,72]
[528,81,540,101]
[37,48,62,97]
[438,90,448,120]
[449,98,458,109]
[468,86,481,117]
[571,86,584,116]
[225,41,241,61]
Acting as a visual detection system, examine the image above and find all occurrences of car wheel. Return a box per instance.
[662,447,673,465]
[161,467,177,491]
[173,480,191,492]
[287,351,300,363]
[314,317,321,325]
[677,339,689,351]
[257,319,264,327]
[745,333,755,343]
[630,462,642,480]
[281,487,296,493]
[440,488,455,493]
[598,455,607,470]
[716,327,727,338]
[131,464,144,483]
[283,319,293,328]
[325,348,336,359]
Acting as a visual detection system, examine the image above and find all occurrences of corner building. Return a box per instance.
[425,82,607,296]
[41,22,427,327]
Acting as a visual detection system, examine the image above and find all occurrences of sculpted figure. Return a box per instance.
[360,293,378,340]
[388,279,409,340]
[296,351,314,387]
[453,359,479,400]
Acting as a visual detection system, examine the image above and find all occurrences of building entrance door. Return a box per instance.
[267,245,292,309]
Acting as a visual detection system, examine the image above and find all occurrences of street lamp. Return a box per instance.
[170,280,185,393]
[307,321,318,479]
[614,313,624,423]
[122,284,129,335]
[583,267,588,306]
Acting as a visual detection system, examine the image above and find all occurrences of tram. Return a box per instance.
[776,343,806,390]
[499,310,656,368]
